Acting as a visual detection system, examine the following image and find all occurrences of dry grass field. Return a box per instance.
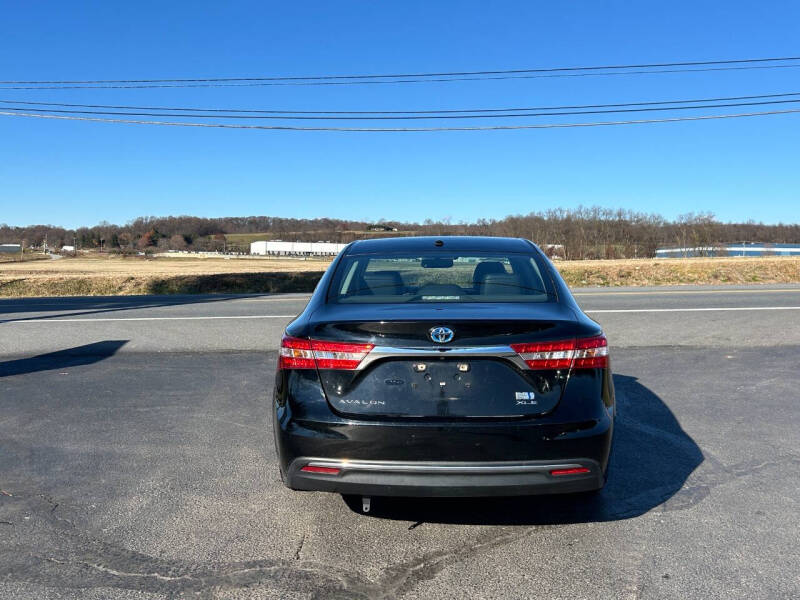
[556,256,800,287]
[1,254,798,297]
[0,254,332,275]
[0,255,332,296]
[0,253,50,264]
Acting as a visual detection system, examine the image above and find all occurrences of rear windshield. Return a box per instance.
[327,252,556,303]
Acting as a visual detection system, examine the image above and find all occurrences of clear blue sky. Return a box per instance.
[1,1,799,229]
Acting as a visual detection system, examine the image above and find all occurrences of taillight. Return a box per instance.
[509,340,575,370]
[511,335,608,370]
[279,336,316,370]
[310,340,374,370]
[279,336,374,370]
[573,335,609,369]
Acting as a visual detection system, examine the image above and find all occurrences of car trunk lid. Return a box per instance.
[308,303,578,419]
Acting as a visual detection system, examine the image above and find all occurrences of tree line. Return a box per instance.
[2,208,798,260]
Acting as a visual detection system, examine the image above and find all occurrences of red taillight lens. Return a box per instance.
[300,465,341,475]
[309,340,374,370]
[573,335,609,369]
[279,336,315,370]
[279,336,374,370]
[549,467,591,476]
[510,335,608,370]
[509,340,575,369]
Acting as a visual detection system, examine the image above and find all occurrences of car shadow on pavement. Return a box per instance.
[342,373,704,524]
[0,340,128,378]
[144,272,322,295]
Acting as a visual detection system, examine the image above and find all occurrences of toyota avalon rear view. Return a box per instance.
[272,236,614,510]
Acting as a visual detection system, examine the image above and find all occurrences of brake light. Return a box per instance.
[510,335,608,370]
[310,340,374,370]
[279,336,374,370]
[573,335,609,369]
[509,340,575,369]
[278,336,315,369]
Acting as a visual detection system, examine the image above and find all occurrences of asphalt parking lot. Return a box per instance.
[1,286,799,599]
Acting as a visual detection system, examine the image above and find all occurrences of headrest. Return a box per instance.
[473,261,507,284]
[363,270,403,294]
[480,273,520,295]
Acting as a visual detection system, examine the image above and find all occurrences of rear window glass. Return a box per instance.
[327,252,555,303]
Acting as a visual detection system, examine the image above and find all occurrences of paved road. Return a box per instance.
[1,286,799,599]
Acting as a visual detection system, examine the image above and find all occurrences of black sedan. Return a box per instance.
[272,236,614,510]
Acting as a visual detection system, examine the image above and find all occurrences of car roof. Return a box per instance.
[345,236,536,255]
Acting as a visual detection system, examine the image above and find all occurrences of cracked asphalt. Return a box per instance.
[1,287,799,599]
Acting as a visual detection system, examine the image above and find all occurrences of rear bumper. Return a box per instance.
[273,366,615,497]
[286,457,604,497]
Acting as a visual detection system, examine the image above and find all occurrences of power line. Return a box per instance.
[1,107,798,131]
[2,55,799,84]
[3,98,800,120]
[2,64,800,90]
[3,91,799,115]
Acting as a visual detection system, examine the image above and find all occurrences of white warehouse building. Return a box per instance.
[250,240,348,256]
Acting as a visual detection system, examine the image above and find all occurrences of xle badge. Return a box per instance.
[515,391,537,405]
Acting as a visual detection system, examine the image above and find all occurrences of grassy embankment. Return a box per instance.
[0,254,798,297]
[0,255,330,296]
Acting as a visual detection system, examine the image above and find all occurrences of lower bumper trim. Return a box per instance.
[287,457,603,497]
[305,459,586,474]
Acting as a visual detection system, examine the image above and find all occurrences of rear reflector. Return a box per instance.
[279,336,374,370]
[549,467,591,476]
[300,465,341,475]
[511,335,608,370]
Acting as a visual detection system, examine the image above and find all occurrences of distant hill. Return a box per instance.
[2,208,799,260]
